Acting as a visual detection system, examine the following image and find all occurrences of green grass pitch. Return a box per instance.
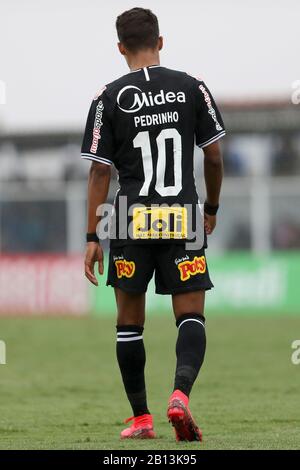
[0,314,300,450]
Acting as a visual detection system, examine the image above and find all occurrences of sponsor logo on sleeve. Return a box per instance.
[199,84,223,131]
[90,100,104,154]
[177,255,206,281]
[115,259,136,279]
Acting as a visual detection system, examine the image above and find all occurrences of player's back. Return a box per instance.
[107,67,199,207]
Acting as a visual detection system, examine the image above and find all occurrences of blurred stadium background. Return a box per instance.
[1,99,300,316]
[0,0,300,450]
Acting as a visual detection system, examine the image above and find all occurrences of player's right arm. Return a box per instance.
[81,89,114,285]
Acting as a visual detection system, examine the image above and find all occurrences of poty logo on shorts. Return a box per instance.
[178,256,206,281]
[199,84,223,132]
[117,86,186,113]
[115,259,136,279]
[90,100,104,154]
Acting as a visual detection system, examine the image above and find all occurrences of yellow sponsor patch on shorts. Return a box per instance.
[132,206,187,240]
[115,259,135,279]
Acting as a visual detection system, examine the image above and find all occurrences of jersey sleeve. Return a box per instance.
[81,90,114,166]
[194,80,226,148]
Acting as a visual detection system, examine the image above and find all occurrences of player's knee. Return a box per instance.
[173,291,205,319]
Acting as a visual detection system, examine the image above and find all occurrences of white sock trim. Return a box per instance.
[117,335,143,342]
[117,332,139,336]
[178,318,205,329]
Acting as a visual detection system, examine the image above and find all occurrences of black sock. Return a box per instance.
[116,325,150,417]
[174,313,206,397]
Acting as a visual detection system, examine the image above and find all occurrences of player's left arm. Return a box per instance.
[193,79,226,234]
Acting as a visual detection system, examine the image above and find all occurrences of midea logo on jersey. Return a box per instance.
[117,85,186,113]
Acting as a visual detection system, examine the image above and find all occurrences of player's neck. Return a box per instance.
[127,51,160,72]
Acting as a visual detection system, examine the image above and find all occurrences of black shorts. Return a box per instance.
[107,244,213,295]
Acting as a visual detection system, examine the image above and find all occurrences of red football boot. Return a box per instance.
[167,390,203,442]
[120,414,156,439]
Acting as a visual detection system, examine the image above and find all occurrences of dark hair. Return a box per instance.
[116,7,159,52]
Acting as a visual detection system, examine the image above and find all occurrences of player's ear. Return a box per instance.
[118,42,126,56]
[158,36,163,51]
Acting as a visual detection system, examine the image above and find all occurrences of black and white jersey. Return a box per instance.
[81,66,225,246]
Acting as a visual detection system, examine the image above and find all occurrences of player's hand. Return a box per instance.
[84,242,104,286]
[204,213,216,235]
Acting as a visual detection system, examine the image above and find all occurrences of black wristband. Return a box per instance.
[204,201,219,216]
[86,232,99,243]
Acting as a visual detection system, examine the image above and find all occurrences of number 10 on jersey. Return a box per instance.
[133,128,182,197]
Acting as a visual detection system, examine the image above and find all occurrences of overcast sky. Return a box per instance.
[0,0,299,132]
